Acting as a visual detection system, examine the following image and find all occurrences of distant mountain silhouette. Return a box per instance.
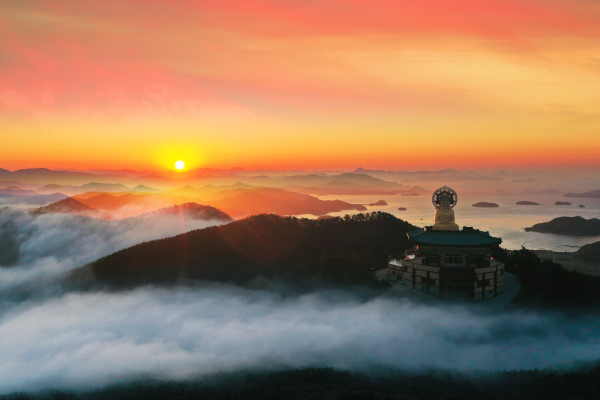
[72,192,194,215]
[351,168,500,182]
[33,197,97,214]
[86,212,416,287]
[141,203,233,222]
[525,216,600,235]
[76,193,130,210]
[277,173,407,190]
[564,189,600,199]
[328,173,405,189]
[295,187,406,196]
[77,182,131,192]
[538,189,564,195]
[317,180,361,189]
[407,186,430,194]
[208,188,367,218]
[0,187,39,196]
[0,168,126,185]
[0,180,42,190]
[132,184,161,193]
[36,184,72,193]
[47,187,368,219]
[513,178,536,182]
[131,174,178,188]
[0,192,68,206]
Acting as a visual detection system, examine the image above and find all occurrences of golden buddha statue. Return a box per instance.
[432,187,459,231]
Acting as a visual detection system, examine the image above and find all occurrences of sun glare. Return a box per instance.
[175,160,185,170]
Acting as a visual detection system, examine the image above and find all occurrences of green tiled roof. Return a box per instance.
[407,228,502,246]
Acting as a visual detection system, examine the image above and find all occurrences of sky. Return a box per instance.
[1,0,600,171]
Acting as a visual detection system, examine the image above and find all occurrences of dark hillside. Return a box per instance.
[576,241,600,263]
[5,365,600,400]
[491,246,600,309]
[89,212,416,287]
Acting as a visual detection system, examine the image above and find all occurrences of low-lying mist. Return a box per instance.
[0,207,225,296]
[2,206,600,395]
[2,284,600,394]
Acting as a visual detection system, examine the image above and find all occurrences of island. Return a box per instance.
[472,202,499,208]
[580,205,586,208]
[366,200,387,206]
[516,201,541,205]
[524,216,600,235]
[397,207,407,211]
[555,201,572,205]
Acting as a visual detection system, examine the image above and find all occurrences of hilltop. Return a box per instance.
[33,197,97,215]
[87,212,416,287]
[140,203,233,222]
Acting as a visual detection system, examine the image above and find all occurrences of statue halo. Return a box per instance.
[432,186,458,209]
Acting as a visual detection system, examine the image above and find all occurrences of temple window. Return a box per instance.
[444,254,462,265]
[469,255,478,266]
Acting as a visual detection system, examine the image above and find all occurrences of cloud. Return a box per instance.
[0,208,226,296]
[1,285,600,394]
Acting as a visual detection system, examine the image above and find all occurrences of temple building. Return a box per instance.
[387,186,506,301]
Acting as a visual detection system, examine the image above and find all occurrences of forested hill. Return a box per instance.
[89,212,417,287]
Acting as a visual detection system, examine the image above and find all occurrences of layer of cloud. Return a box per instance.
[1,285,600,394]
[0,208,226,296]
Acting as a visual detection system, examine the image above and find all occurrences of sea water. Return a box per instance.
[310,193,600,251]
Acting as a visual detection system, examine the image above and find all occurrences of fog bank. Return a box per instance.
[0,207,225,296]
[1,284,600,394]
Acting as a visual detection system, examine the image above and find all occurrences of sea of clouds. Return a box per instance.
[2,207,600,394]
[0,207,223,297]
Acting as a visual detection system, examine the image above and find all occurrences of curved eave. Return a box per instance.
[406,228,502,246]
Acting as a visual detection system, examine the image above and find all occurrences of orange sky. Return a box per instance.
[1,0,600,171]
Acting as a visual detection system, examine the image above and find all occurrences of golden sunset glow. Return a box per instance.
[175,161,185,170]
[1,0,599,170]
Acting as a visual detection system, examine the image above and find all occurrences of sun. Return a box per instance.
[175,160,185,170]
